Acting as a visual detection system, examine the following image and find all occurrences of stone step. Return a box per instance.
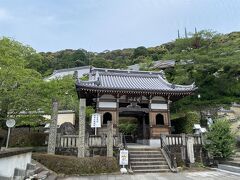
[232,157,240,161]
[218,164,240,173]
[130,157,165,161]
[27,163,37,170]
[231,153,240,158]
[129,151,162,154]
[0,176,11,180]
[14,168,26,177]
[133,169,170,173]
[130,154,163,158]
[132,165,169,170]
[36,170,50,179]
[128,147,170,173]
[34,167,45,174]
[131,161,167,166]
[26,169,35,177]
[130,154,163,157]
[45,174,57,180]
[13,175,24,180]
[224,161,240,167]
[128,148,161,151]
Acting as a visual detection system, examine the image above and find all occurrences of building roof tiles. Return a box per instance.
[76,68,197,94]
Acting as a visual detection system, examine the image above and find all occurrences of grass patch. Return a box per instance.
[32,153,119,175]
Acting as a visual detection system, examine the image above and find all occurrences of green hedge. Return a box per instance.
[171,111,200,134]
[9,132,47,147]
[0,129,6,146]
[33,153,119,175]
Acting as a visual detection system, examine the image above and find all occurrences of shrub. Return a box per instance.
[204,119,236,159]
[119,123,137,135]
[32,153,119,175]
[171,111,200,134]
[0,129,7,147]
[119,118,138,135]
[184,111,200,133]
[9,131,47,147]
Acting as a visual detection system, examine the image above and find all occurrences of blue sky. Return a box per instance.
[0,0,240,52]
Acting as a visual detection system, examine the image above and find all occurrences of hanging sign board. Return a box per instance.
[91,113,101,128]
[119,149,128,165]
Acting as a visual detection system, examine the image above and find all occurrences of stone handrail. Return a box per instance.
[56,134,118,148]
[164,134,202,146]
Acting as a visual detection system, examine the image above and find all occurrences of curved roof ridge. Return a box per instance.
[157,75,196,89]
[98,71,159,78]
[53,65,91,74]
[92,67,163,76]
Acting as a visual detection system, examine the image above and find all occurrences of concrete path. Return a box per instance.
[59,170,240,180]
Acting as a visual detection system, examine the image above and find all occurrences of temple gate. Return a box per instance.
[76,68,196,147]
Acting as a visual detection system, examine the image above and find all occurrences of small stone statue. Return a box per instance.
[59,122,76,135]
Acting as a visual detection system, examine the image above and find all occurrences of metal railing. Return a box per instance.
[122,134,128,149]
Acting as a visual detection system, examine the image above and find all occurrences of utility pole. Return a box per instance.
[195,27,197,34]
[185,27,188,38]
[177,29,180,39]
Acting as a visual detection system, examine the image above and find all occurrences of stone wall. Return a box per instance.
[0,148,32,179]
[169,145,208,167]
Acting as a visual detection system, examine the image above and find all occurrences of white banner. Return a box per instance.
[91,113,101,128]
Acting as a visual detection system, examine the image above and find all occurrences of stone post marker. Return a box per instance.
[181,133,186,161]
[78,98,86,157]
[187,136,195,164]
[107,121,113,157]
[47,100,58,154]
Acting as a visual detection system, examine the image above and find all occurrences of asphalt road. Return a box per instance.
[59,170,240,180]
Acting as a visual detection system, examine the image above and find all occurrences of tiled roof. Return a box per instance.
[44,66,91,81]
[152,60,175,69]
[76,68,197,94]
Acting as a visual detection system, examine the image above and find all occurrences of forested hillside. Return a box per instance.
[31,30,240,111]
[2,30,239,120]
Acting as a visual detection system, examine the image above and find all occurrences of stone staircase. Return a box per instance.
[0,161,56,180]
[218,151,240,173]
[129,147,170,173]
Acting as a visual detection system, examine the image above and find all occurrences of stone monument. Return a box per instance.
[47,100,58,154]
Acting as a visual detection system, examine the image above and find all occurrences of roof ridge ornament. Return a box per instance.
[171,84,176,89]
[191,82,196,88]
[160,70,166,79]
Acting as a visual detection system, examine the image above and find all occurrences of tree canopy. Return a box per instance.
[0,37,77,127]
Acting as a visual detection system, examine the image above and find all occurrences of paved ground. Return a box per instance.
[59,170,240,180]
